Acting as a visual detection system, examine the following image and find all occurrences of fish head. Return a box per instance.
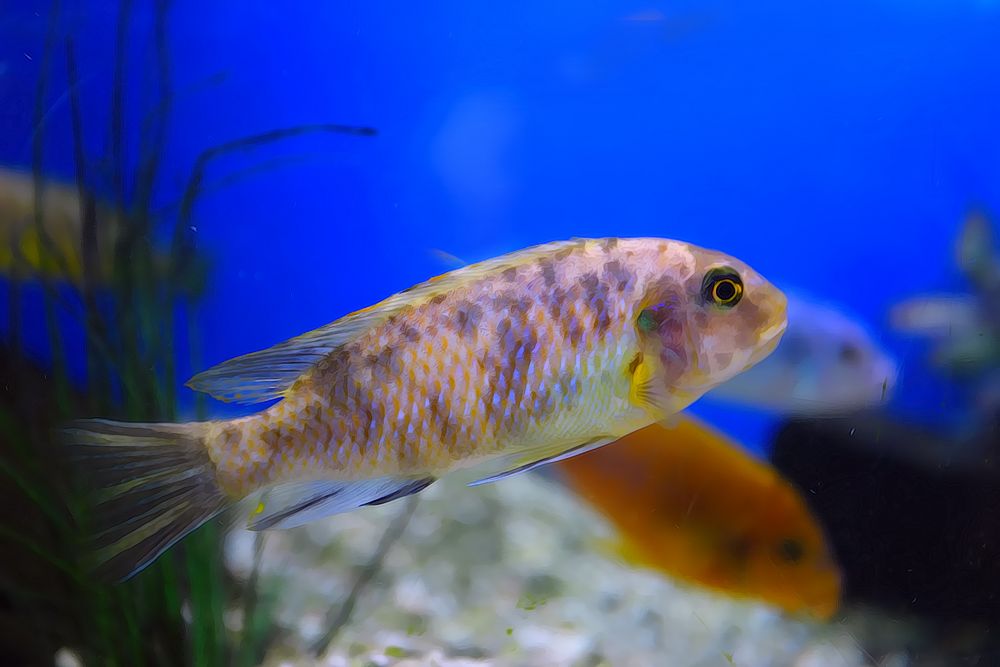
[771,297,898,414]
[735,482,843,621]
[632,243,787,413]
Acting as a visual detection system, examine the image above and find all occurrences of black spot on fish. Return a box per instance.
[538,259,558,287]
[497,317,512,336]
[453,301,484,339]
[602,260,634,292]
[546,286,568,321]
[366,347,396,374]
[400,324,421,342]
[580,272,613,335]
[777,538,805,563]
[566,316,584,346]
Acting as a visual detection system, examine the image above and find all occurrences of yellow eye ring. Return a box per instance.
[702,270,744,307]
[712,278,742,304]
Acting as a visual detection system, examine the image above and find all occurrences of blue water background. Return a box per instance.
[2,0,999,455]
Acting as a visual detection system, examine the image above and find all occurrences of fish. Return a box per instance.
[0,166,106,283]
[890,293,981,339]
[0,166,189,287]
[892,210,1000,377]
[706,294,897,414]
[62,236,787,581]
[552,414,842,621]
[956,209,1000,298]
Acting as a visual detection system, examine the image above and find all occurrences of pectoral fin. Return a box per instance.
[628,353,671,419]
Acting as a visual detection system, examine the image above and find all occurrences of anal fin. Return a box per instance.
[246,476,435,531]
[365,478,435,505]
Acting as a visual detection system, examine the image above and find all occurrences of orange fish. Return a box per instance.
[553,414,842,621]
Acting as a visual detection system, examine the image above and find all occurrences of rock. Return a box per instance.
[771,414,1000,663]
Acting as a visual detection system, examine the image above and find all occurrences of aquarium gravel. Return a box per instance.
[225,472,869,667]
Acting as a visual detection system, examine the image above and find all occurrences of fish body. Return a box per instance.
[892,210,1000,378]
[0,166,191,288]
[553,414,842,621]
[957,209,1000,300]
[707,294,897,415]
[65,237,786,580]
[0,166,114,284]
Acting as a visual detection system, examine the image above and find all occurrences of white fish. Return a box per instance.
[706,294,897,415]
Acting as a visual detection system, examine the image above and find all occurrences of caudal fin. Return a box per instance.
[62,419,230,582]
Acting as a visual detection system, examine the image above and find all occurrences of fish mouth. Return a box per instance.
[754,290,789,363]
[752,318,787,365]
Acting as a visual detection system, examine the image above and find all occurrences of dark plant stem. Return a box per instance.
[32,0,70,416]
[310,496,420,657]
[237,532,267,667]
[66,36,108,404]
[172,122,376,280]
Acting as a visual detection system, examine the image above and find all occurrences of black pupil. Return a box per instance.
[778,538,804,563]
[715,279,736,301]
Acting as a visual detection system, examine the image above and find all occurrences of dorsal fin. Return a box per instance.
[185,306,391,404]
[187,238,601,404]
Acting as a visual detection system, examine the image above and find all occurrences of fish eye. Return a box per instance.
[839,343,862,365]
[702,269,743,308]
[777,538,804,563]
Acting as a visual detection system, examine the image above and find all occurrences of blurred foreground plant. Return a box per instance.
[0,1,375,665]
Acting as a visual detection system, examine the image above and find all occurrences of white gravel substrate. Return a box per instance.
[224,473,874,667]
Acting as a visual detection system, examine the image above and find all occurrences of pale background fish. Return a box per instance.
[0,166,194,287]
[706,293,897,415]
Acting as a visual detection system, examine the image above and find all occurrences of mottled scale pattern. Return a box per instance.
[207,238,697,497]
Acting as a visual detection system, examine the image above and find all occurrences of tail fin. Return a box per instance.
[62,419,230,582]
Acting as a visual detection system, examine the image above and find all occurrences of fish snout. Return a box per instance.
[751,285,789,366]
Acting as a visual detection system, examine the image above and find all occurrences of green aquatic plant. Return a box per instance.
[0,1,376,665]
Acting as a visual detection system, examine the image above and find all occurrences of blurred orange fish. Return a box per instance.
[553,414,842,621]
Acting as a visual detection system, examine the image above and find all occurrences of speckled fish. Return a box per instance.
[553,415,842,621]
[65,237,787,580]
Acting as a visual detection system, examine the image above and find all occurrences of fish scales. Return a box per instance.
[64,235,787,581]
[207,238,660,496]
